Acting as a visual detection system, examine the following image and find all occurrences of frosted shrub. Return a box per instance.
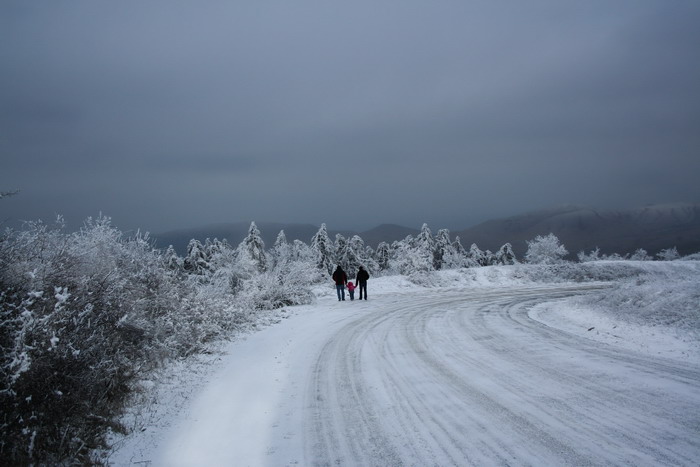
[629,248,652,261]
[656,247,680,261]
[237,246,321,310]
[406,270,440,287]
[0,217,317,464]
[0,217,188,464]
[525,233,569,264]
[578,247,601,262]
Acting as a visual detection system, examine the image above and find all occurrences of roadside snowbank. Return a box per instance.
[529,261,700,361]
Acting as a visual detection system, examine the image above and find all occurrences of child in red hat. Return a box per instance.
[346,281,356,301]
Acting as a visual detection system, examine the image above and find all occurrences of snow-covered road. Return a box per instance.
[114,283,700,466]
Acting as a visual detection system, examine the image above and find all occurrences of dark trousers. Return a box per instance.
[336,284,345,301]
[358,282,367,300]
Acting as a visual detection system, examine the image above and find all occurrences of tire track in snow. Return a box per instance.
[304,284,700,466]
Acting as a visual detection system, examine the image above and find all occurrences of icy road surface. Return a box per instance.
[119,284,700,466]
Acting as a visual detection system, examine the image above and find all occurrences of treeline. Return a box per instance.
[178,222,518,280]
[0,217,689,464]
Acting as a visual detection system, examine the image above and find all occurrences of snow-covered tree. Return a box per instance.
[483,249,496,266]
[494,243,518,265]
[289,239,321,283]
[467,243,487,266]
[525,233,568,264]
[274,229,288,248]
[349,235,365,255]
[629,248,651,261]
[334,233,347,254]
[375,242,391,271]
[335,233,359,274]
[390,234,432,275]
[363,245,379,274]
[270,230,292,268]
[414,223,436,270]
[310,223,335,274]
[656,247,680,261]
[577,247,601,263]
[433,229,453,270]
[442,236,468,269]
[163,244,183,270]
[349,235,368,272]
[206,237,235,274]
[184,239,210,274]
[239,222,267,272]
[452,236,467,257]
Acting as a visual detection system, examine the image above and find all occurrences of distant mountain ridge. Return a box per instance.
[452,202,700,258]
[153,203,700,258]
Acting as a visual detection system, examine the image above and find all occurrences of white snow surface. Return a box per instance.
[108,264,700,466]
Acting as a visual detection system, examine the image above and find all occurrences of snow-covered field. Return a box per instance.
[108,263,700,466]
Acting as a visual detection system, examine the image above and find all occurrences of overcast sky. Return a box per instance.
[2,1,699,233]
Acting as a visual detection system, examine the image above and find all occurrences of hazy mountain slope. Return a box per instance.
[453,203,700,257]
[356,224,420,248]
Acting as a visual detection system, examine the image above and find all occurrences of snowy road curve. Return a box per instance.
[137,284,700,467]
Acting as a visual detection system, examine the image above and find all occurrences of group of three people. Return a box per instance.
[332,265,369,301]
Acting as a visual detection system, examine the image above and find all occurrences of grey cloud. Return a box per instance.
[1,1,699,233]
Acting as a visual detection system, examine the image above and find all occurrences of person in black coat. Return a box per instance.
[332,265,348,301]
[356,266,369,300]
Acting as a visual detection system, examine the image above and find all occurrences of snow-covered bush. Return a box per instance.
[237,235,321,310]
[406,270,441,287]
[518,261,646,283]
[578,247,601,262]
[525,233,569,264]
[629,248,652,261]
[0,217,298,464]
[656,247,680,261]
[573,262,700,331]
[0,217,186,463]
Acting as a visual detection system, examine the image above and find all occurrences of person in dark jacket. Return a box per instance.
[356,266,370,300]
[332,265,348,301]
